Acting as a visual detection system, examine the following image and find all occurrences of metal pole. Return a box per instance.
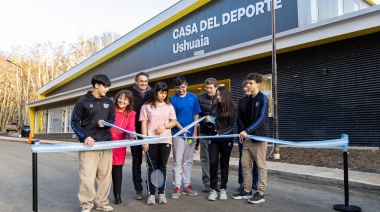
[271,0,280,159]
[32,140,39,212]
[333,136,361,212]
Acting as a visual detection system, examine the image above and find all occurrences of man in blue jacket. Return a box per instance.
[71,74,115,212]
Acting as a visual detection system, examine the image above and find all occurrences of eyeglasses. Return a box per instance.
[175,86,187,90]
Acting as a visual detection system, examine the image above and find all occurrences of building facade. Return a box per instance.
[28,0,380,146]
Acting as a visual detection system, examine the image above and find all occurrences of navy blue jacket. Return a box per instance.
[237,91,269,141]
[71,91,115,142]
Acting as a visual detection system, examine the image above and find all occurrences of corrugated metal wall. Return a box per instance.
[179,32,380,146]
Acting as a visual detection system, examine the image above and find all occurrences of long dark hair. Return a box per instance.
[212,86,235,119]
[146,82,169,108]
[114,90,134,116]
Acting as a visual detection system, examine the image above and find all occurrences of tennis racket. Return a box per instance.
[180,138,194,175]
[146,151,165,188]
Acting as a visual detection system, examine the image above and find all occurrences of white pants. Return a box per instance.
[172,137,195,188]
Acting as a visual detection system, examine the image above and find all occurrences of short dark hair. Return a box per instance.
[246,73,262,84]
[173,75,187,86]
[135,72,149,82]
[205,78,218,87]
[91,74,111,87]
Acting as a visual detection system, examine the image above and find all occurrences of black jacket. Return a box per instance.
[132,86,152,134]
[237,91,269,141]
[71,91,115,142]
[207,104,237,141]
[197,92,218,135]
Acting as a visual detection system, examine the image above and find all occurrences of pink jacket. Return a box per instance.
[111,106,136,165]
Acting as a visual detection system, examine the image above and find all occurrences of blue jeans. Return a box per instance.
[238,142,258,190]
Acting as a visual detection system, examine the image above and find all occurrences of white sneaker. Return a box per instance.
[81,208,91,212]
[147,195,155,205]
[95,204,113,211]
[158,194,167,204]
[219,189,227,200]
[208,189,217,201]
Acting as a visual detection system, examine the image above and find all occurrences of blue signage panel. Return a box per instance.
[119,0,298,75]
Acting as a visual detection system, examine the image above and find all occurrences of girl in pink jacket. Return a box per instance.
[111,90,136,205]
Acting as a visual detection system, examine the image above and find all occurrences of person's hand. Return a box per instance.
[129,135,137,140]
[239,131,248,144]
[142,144,149,152]
[205,117,210,122]
[84,136,95,147]
[98,120,105,128]
[154,124,166,135]
[192,132,198,143]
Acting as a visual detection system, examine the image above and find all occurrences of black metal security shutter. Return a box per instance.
[277,32,380,146]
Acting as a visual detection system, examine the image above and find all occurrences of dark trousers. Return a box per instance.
[146,143,171,195]
[112,165,123,195]
[130,145,143,191]
[209,139,233,190]
[238,142,258,190]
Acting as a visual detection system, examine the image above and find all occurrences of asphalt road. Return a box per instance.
[0,141,379,212]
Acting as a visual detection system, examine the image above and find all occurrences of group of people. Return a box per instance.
[71,72,269,212]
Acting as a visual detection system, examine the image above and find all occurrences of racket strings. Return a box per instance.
[150,169,165,188]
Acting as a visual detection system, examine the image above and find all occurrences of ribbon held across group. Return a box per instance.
[30,116,349,153]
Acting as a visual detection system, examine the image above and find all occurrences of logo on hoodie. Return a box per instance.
[104,103,109,109]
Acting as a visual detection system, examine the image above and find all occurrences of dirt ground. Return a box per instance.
[230,145,380,174]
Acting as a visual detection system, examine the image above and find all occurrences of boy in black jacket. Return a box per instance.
[71,74,115,212]
[232,73,269,204]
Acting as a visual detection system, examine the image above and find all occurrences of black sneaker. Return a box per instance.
[248,192,265,204]
[231,190,252,200]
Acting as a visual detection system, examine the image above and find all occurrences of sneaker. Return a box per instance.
[135,189,143,200]
[158,194,167,204]
[231,190,252,200]
[81,208,91,212]
[219,189,227,200]
[95,205,113,211]
[208,189,217,201]
[171,187,180,199]
[147,195,155,205]
[248,192,265,204]
[203,184,211,193]
[182,185,198,196]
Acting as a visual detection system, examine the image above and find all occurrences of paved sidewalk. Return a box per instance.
[2,136,379,193]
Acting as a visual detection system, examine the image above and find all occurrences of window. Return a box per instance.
[37,105,74,134]
[311,0,319,23]
[354,2,360,11]
[66,105,74,132]
[168,79,230,97]
[260,74,273,117]
[338,0,344,16]
[50,108,62,133]
[35,110,47,133]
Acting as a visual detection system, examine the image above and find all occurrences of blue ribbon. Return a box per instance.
[31,116,348,153]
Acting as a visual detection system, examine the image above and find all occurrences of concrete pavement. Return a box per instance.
[1,135,379,194]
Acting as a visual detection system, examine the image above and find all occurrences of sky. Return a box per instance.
[0,0,180,52]
[1,0,379,53]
